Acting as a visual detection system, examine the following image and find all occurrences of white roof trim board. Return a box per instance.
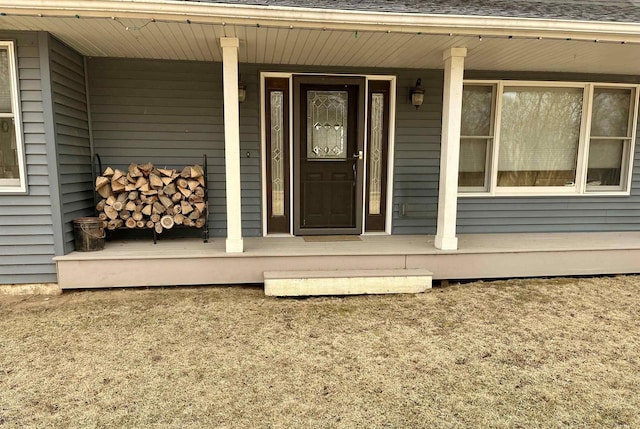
[1,0,640,43]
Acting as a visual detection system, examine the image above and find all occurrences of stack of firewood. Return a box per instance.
[95,162,207,233]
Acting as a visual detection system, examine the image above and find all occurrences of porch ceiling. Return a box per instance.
[1,15,640,74]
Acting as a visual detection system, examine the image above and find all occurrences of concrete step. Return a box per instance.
[263,268,432,297]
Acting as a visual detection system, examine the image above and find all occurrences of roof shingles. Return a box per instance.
[185,0,640,23]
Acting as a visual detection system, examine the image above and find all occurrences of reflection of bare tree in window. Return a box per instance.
[498,87,583,186]
[587,88,632,187]
[459,86,492,188]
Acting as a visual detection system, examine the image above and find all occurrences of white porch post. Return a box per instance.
[221,37,243,253]
[435,47,467,251]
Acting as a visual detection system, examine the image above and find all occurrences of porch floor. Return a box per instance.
[54,232,640,289]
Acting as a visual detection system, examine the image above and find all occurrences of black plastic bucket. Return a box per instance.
[73,217,106,251]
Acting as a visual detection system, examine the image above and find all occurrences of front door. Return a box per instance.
[293,76,365,235]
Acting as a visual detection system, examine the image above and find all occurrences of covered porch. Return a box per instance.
[54,231,640,288]
[2,1,640,290]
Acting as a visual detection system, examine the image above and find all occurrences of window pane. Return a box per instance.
[591,88,631,137]
[498,87,582,187]
[307,90,348,160]
[0,48,11,113]
[458,138,487,188]
[587,139,623,187]
[0,118,19,179]
[461,85,493,136]
[270,91,285,216]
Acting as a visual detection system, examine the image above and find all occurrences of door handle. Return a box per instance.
[353,150,363,160]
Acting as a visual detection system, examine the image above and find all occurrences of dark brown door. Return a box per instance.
[293,76,365,235]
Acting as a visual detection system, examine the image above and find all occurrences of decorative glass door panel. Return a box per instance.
[307,91,348,160]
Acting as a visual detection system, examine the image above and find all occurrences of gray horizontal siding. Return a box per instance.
[0,31,56,284]
[392,70,442,235]
[49,36,93,253]
[457,71,640,234]
[88,58,237,237]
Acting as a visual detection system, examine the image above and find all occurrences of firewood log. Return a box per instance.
[188,195,203,204]
[158,168,175,177]
[95,176,109,191]
[187,180,200,191]
[152,202,166,214]
[126,173,136,183]
[194,187,205,197]
[190,164,204,179]
[128,191,139,201]
[112,201,124,211]
[137,220,146,228]
[97,183,112,199]
[163,183,176,196]
[128,163,142,178]
[197,176,205,187]
[125,218,137,229]
[146,220,155,229]
[171,193,183,204]
[150,213,161,223]
[154,223,163,234]
[149,173,163,189]
[107,219,122,230]
[188,209,201,220]
[132,211,144,221]
[134,176,148,189]
[125,184,137,192]
[116,193,128,204]
[160,215,175,230]
[98,212,108,221]
[177,178,188,189]
[194,202,206,213]
[178,186,192,198]
[161,176,174,186]
[102,167,114,177]
[142,189,158,196]
[159,195,173,209]
[96,199,106,212]
[125,200,137,212]
[141,205,153,216]
[106,195,116,206]
[104,206,118,220]
[174,213,184,225]
[120,210,131,220]
[111,177,126,193]
[180,166,191,178]
[194,217,206,228]
[183,218,194,227]
[138,162,154,175]
[181,200,194,215]
[112,169,124,181]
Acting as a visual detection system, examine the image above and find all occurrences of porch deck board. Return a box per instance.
[54,232,640,289]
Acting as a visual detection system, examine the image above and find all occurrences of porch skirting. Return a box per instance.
[53,232,640,289]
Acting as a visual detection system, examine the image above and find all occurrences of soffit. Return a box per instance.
[0,16,639,75]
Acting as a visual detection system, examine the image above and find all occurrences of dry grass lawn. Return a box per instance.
[1,276,640,428]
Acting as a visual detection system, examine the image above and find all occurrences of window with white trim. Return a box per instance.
[0,41,26,193]
[458,81,639,196]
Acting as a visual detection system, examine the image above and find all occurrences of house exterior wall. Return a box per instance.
[48,36,93,253]
[0,31,58,284]
[456,71,640,233]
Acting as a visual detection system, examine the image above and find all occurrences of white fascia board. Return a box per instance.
[2,0,640,42]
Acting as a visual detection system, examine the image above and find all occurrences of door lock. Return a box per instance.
[353,150,363,160]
